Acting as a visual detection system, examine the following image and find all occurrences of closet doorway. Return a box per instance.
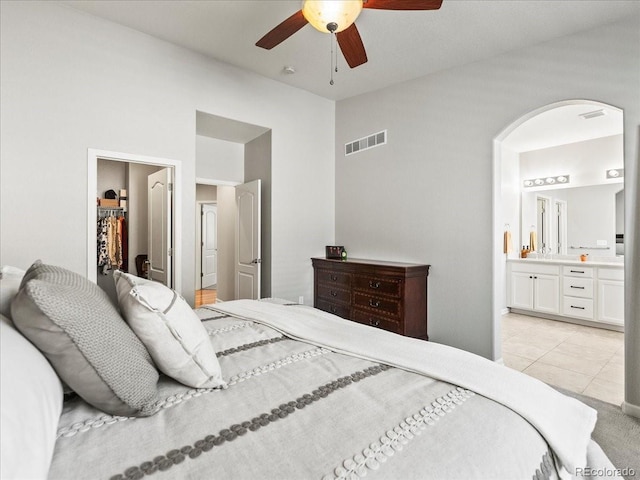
[87,149,182,299]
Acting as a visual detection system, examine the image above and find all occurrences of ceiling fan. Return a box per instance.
[256,0,443,69]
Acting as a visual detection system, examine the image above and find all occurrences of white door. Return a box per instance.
[235,179,261,300]
[201,204,217,288]
[148,168,172,287]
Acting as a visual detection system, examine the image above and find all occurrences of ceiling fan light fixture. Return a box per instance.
[302,0,363,33]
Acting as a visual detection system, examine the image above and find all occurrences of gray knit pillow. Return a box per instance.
[11,261,160,417]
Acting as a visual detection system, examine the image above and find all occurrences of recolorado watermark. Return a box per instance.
[575,467,636,477]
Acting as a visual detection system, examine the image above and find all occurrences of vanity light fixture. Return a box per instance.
[606,168,624,179]
[523,175,570,188]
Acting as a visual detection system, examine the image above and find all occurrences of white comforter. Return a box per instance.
[211,300,619,480]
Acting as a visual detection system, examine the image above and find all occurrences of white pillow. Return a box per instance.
[0,265,26,319]
[0,313,63,479]
[113,271,225,389]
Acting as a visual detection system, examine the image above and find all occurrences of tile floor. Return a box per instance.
[502,312,624,405]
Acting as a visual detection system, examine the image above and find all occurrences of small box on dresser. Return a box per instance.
[312,257,430,340]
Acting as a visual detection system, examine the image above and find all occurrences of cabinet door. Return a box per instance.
[597,280,624,325]
[534,274,560,314]
[510,272,534,310]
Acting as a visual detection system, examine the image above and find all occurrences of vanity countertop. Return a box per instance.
[507,257,624,268]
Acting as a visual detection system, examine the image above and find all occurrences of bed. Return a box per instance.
[0,262,621,480]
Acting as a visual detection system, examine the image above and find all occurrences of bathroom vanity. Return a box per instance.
[506,257,624,330]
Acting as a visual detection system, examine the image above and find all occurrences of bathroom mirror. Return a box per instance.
[521,183,623,257]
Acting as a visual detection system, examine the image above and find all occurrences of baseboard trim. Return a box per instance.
[509,308,624,333]
[621,401,640,419]
[500,307,509,315]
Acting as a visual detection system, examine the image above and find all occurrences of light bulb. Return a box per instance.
[302,0,363,33]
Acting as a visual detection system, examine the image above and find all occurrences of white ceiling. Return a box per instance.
[503,104,624,153]
[62,0,640,101]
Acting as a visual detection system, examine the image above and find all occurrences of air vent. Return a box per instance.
[578,109,605,120]
[345,130,387,156]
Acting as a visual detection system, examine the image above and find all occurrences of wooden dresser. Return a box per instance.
[312,257,430,340]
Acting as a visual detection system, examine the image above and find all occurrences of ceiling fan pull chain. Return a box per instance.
[334,32,338,74]
[329,31,335,85]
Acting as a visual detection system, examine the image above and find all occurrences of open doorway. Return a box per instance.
[494,100,626,406]
[194,111,271,306]
[87,149,183,302]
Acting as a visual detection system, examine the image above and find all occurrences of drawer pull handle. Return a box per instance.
[570,270,585,274]
[369,299,380,308]
[570,286,585,289]
[570,305,585,310]
[330,306,337,313]
[369,281,381,289]
[331,290,338,297]
[330,275,338,281]
[369,318,380,327]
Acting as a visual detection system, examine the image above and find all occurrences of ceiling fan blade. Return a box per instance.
[337,23,368,68]
[363,0,442,10]
[256,10,308,50]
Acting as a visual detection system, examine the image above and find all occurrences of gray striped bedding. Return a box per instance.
[49,305,560,480]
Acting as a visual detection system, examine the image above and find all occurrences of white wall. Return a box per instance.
[500,146,520,310]
[520,134,623,188]
[501,146,521,257]
[97,160,126,200]
[0,1,335,306]
[216,186,236,302]
[196,184,217,202]
[245,132,273,299]
[565,184,620,256]
[335,16,640,360]
[195,135,244,183]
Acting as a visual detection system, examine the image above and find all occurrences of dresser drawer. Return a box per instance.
[353,292,400,317]
[563,296,594,319]
[563,266,594,278]
[352,309,401,334]
[317,284,350,304]
[316,299,350,319]
[316,269,351,288]
[562,277,593,299]
[353,275,401,298]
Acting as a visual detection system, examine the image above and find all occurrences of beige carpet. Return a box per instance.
[557,388,640,479]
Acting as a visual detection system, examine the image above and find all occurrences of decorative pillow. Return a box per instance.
[113,271,225,389]
[11,261,160,417]
[0,313,63,479]
[0,265,26,319]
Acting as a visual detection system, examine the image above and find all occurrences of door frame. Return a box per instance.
[554,199,568,255]
[87,148,182,294]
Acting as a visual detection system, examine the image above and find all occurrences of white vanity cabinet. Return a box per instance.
[562,266,594,320]
[509,263,559,314]
[507,259,624,329]
[597,268,624,325]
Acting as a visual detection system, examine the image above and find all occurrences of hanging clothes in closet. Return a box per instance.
[97,209,128,274]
